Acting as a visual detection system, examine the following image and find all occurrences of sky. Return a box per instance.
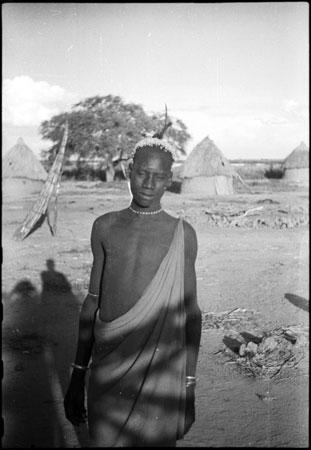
[2,2,309,160]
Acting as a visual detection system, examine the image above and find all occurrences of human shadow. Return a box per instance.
[38,259,88,447]
[3,279,50,448]
[41,258,72,294]
[2,261,87,448]
[285,293,309,313]
[9,278,38,300]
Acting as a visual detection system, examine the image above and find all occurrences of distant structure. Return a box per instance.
[180,136,235,195]
[282,141,309,183]
[2,137,47,200]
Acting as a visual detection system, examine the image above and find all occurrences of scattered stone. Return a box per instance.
[223,334,245,354]
[255,392,276,402]
[246,341,258,356]
[283,329,298,344]
[217,325,309,378]
[240,331,264,344]
[260,336,278,353]
[239,343,247,357]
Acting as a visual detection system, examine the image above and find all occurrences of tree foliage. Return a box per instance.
[40,95,191,172]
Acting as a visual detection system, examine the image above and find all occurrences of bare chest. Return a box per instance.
[99,218,177,320]
[106,223,172,272]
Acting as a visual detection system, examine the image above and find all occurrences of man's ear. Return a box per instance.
[126,162,133,179]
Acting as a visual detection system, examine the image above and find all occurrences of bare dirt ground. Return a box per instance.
[2,179,309,448]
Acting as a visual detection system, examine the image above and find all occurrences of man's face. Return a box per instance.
[129,147,173,208]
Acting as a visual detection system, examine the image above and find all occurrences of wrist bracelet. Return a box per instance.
[71,362,89,371]
[88,292,99,298]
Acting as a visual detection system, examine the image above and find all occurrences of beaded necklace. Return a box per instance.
[129,205,162,215]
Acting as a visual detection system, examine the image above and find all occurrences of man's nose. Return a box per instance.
[142,174,155,189]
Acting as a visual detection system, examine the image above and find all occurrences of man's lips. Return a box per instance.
[139,191,154,198]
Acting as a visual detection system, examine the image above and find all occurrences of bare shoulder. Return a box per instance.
[182,219,198,261]
[91,210,123,236]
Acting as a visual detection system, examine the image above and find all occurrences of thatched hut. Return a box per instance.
[282,141,309,182]
[180,136,235,195]
[2,137,48,199]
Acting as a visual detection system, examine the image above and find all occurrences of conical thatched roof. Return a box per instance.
[282,141,309,169]
[3,138,47,180]
[180,136,235,178]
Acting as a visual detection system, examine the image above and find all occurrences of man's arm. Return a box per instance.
[64,217,105,426]
[184,221,201,377]
[72,217,105,367]
[183,221,202,435]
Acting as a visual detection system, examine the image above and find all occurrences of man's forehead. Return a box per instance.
[135,160,169,173]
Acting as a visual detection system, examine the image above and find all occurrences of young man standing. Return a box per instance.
[64,135,202,447]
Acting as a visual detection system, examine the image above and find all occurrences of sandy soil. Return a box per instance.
[2,179,309,448]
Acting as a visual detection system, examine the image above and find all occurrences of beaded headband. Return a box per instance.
[132,105,177,161]
[133,137,177,161]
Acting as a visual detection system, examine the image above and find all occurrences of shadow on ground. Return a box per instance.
[285,293,309,313]
[2,259,87,448]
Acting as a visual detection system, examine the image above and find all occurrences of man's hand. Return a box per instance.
[64,372,87,426]
[184,385,195,435]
